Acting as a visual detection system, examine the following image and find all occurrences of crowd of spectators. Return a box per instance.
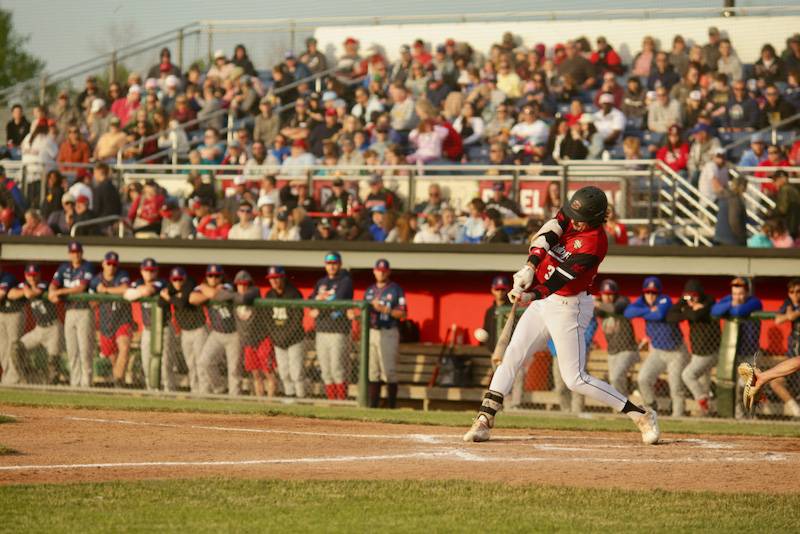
[2,29,800,245]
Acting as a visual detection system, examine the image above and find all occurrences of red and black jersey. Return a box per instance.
[526,210,607,299]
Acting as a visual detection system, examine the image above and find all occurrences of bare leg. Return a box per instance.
[113,336,131,382]
[265,372,277,398]
[251,370,265,397]
[768,377,793,402]
[756,357,800,389]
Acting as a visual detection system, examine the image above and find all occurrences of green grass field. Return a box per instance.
[1,388,799,532]
[1,480,798,533]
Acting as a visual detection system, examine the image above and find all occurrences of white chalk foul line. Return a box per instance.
[64,416,446,445]
[0,448,786,472]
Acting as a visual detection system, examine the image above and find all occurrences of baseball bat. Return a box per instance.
[491,299,519,368]
[428,323,458,387]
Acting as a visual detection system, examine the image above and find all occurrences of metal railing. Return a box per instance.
[721,111,800,154]
[70,215,132,238]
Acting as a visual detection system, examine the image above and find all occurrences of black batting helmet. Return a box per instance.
[562,186,608,227]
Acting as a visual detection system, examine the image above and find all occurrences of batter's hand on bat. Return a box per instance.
[508,288,533,305]
[512,264,535,291]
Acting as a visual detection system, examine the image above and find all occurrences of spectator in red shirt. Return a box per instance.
[21,209,54,236]
[590,37,624,77]
[128,181,165,236]
[788,138,800,166]
[604,206,628,245]
[196,210,232,240]
[412,39,432,67]
[57,124,91,174]
[171,94,197,124]
[755,144,790,197]
[656,125,689,174]
[112,85,141,127]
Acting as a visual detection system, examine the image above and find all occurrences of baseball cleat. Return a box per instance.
[635,409,660,445]
[738,362,761,412]
[463,414,492,442]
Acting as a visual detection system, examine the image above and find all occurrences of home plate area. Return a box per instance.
[1,406,799,492]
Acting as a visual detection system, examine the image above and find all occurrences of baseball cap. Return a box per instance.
[276,210,289,222]
[713,147,726,157]
[284,51,296,60]
[103,251,119,265]
[325,108,337,117]
[370,204,386,214]
[145,78,159,90]
[344,37,358,45]
[292,138,307,150]
[24,264,40,275]
[68,241,83,253]
[491,275,510,290]
[599,279,619,294]
[140,257,158,271]
[599,93,615,104]
[61,193,76,205]
[374,258,390,271]
[324,251,342,264]
[690,123,711,135]
[321,90,337,102]
[234,270,253,285]
[257,195,275,209]
[169,267,186,281]
[750,133,766,144]
[642,276,662,293]
[708,26,720,36]
[76,194,90,205]
[332,177,344,187]
[213,49,225,60]
[90,98,106,113]
[400,44,411,54]
[266,265,286,279]
[206,264,224,276]
[730,276,748,288]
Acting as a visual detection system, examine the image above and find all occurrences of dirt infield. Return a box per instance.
[1,405,799,492]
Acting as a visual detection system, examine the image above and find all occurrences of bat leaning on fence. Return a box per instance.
[491,299,519,369]
[428,323,458,387]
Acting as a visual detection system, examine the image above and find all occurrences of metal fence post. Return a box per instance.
[715,318,740,418]
[38,75,47,106]
[647,164,655,231]
[358,304,370,407]
[177,28,185,72]
[207,24,214,64]
[149,298,164,389]
[109,50,118,84]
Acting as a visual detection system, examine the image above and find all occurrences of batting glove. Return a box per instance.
[512,264,535,291]
[508,287,533,305]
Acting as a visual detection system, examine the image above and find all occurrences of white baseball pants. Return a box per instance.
[490,292,627,412]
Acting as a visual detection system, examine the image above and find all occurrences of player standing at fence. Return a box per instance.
[667,279,720,416]
[310,251,354,400]
[264,266,306,398]
[89,251,134,387]
[740,278,800,412]
[0,263,24,384]
[161,267,207,392]
[7,264,62,384]
[464,187,660,444]
[193,264,242,395]
[233,270,277,397]
[594,279,640,396]
[625,277,689,417]
[49,241,95,387]
[125,258,177,391]
[363,259,407,408]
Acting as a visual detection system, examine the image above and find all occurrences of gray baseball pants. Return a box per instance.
[198,331,242,395]
[681,353,717,401]
[637,347,689,417]
[180,326,208,393]
[316,332,347,385]
[64,309,94,388]
[607,350,640,396]
[368,328,399,383]
[0,312,23,385]
[275,342,306,397]
[141,325,179,392]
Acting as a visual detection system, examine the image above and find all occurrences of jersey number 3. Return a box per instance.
[543,265,555,280]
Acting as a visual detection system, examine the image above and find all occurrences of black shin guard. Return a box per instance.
[387,383,398,409]
[621,399,646,415]
[368,382,381,408]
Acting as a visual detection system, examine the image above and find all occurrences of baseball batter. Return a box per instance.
[464,186,660,445]
[363,258,407,409]
[7,264,62,383]
[49,241,95,388]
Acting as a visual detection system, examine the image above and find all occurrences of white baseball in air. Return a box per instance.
[474,328,489,343]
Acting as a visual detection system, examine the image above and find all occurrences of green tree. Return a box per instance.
[0,8,45,91]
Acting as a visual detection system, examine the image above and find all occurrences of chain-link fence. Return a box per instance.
[1,292,369,405]
[494,304,800,420]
